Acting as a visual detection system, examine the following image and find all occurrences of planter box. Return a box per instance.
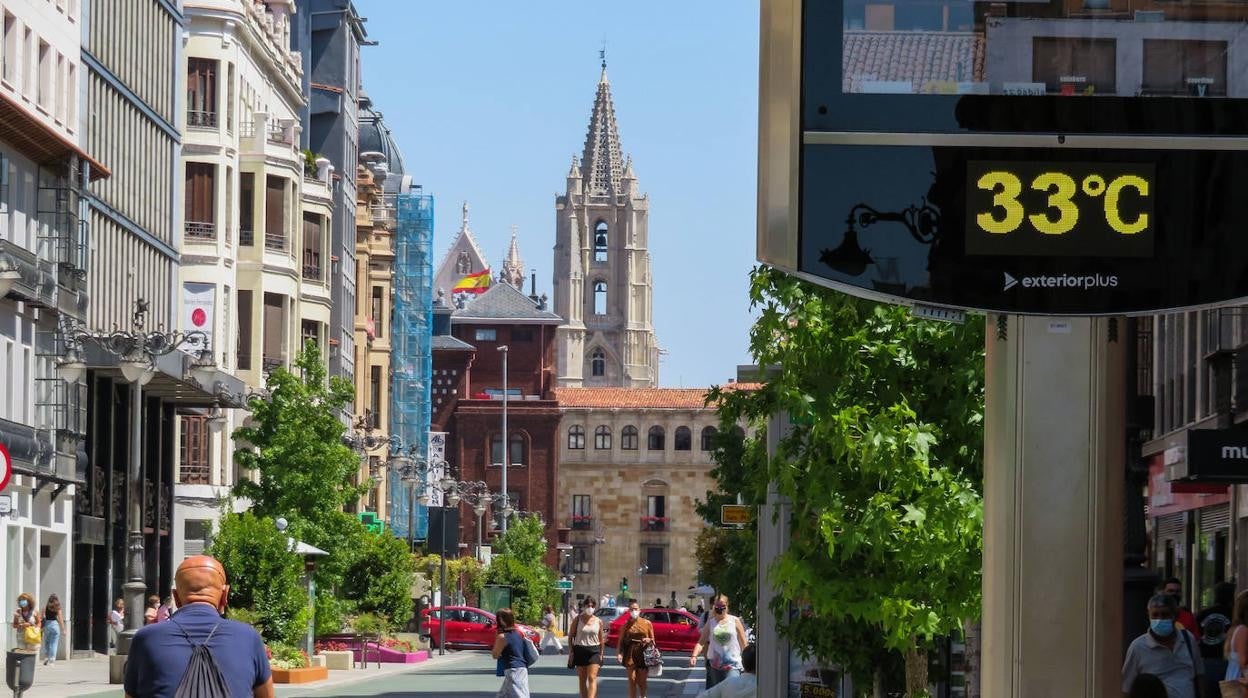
[320,650,353,671]
[271,666,329,684]
[309,655,326,668]
[352,646,429,664]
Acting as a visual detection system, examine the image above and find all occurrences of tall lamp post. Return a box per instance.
[497,345,509,533]
[56,299,212,651]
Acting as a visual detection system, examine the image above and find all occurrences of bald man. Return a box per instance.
[123,555,274,698]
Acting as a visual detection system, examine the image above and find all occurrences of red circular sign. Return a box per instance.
[191,308,207,327]
[0,443,11,492]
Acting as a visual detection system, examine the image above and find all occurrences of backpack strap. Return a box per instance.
[169,618,221,648]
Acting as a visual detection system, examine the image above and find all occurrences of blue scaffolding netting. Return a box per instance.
[390,189,435,542]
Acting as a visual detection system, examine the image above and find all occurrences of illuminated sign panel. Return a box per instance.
[964,162,1155,258]
[756,0,1248,314]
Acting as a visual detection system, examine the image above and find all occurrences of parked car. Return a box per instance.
[605,608,701,652]
[420,605,541,650]
[594,606,629,623]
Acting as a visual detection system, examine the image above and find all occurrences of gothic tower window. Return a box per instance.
[591,348,606,377]
[594,222,608,263]
[593,281,607,315]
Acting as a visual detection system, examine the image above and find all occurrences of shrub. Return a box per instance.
[342,531,415,629]
[268,643,309,670]
[209,511,309,646]
[352,612,386,637]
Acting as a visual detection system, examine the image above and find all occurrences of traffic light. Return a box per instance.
[620,576,629,594]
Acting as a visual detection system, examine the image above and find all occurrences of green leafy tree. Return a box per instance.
[232,341,371,634]
[209,511,309,646]
[482,514,558,622]
[342,531,417,629]
[708,267,985,696]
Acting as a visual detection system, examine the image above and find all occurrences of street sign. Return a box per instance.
[555,580,573,591]
[721,504,751,526]
[0,443,11,492]
[757,0,1248,316]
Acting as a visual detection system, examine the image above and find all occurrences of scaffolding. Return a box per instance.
[390,188,435,542]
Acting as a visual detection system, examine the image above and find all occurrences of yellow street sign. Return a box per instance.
[721,504,751,526]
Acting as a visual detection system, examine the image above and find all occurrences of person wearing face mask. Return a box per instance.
[689,594,749,690]
[568,599,605,698]
[1122,593,1203,698]
[11,593,40,653]
[616,600,656,698]
[123,555,274,698]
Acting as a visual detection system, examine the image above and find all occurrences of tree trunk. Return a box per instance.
[963,619,981,698]
[874,666,886,698]
[904,644,929,697]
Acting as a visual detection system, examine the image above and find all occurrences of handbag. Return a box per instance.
[23,624,42,646]
[1221,680,1244,698]
[642,643,662,668]
[522,634,540,667]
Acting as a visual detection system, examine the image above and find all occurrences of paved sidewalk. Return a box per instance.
[15,650,481,698]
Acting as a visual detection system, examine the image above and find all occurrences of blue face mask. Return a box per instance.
[1151,618,1175,637]
[17,599,27,609]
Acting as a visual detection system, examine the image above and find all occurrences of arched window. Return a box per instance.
[674,426,692,451]
[491,432,528,465]
[648,426,665,451]
[593,281,607,315]
[621,426,639,450]
[594,222,608,263]
[591,348,606,377]
[594,425,612,450]
[568,425,585,450]
[701,426,718,451]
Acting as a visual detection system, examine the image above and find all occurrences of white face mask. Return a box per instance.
[630,609,640,619]
[582,607,594,617]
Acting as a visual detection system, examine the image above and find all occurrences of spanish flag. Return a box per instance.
[453,268,492,294]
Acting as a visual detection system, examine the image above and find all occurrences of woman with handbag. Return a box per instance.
[11,593,41,653]
[568,598,606,698]
[1222,591,1248,697]
[616,600,657,698]
[491,607,532,698]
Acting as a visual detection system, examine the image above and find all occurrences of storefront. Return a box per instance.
[1149,455,1231,608]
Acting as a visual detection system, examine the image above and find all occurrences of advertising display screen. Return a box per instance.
[758,0,1248,314]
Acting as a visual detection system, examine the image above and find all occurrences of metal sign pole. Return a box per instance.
[757,411,792,697]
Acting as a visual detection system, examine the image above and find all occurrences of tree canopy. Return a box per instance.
[481,514,558,623]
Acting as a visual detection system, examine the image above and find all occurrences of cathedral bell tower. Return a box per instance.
[553,61,658,388]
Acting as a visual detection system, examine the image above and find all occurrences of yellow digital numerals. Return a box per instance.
[974,170,1150,236]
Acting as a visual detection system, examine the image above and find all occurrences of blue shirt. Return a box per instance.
[123,603,271,698]
[499,629,527,670]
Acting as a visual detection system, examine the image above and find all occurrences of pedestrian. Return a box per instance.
[1128,672,1169,698]
[1223,589,1248,688]
[616,599,656,698]
[696,644,757,698]
[1122,593,1203,698]
[1164,577,1203,641]
[122,554,275,698]
[540,604,563,655]
[491,607,531,698]
[41,594,63,666]
[1197,581,1235,696]
[11,593,40,653]
[107,597,125,651]
[143,594,160,625]
[689,593,749,689]
[600,593,611,610]
[654,598,664,609]
[568,597,605,698]
[156,594,174,623]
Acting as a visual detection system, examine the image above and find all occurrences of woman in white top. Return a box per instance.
[1226,590,1248,684]
[688,593,749,689]
[568,598,606,698]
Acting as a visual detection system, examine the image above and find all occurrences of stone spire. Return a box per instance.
[461,200,471,232]
[501,225,525,289]
[580,61,625,196]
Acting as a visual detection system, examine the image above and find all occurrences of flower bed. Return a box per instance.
[353,644,429,664]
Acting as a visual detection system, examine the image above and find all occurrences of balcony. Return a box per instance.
[239,120,256,139]
[302,263,322,281]
[264,232,288,252]
[239,228,255,246]
[570,515,593,531]
[262,355,284,374]
[187,110,218,129]
[640,516,669,532]
[185,221,216,242]
[268,122,293,146]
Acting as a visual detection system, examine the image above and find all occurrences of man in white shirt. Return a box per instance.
[697,644,756,698]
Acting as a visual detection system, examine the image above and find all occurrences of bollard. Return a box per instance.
[5,650,35,697]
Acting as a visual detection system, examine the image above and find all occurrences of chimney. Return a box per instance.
[529,270,540,304]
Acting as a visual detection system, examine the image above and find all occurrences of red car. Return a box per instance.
[605,608,701,653]
[420,606,541,650]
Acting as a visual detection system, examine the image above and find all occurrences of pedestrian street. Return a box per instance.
[282,651,705,698]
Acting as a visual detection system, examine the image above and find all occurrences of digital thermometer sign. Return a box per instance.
[966,162,1155,257]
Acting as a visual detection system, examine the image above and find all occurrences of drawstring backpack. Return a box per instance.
[170,619,231,698]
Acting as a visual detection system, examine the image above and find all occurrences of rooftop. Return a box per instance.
[452,282,561,325]
[555,384,762,409]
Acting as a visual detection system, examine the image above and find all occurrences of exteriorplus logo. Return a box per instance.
[1002,272,1118,291]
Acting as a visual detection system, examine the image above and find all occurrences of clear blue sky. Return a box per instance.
[355,1,760,388]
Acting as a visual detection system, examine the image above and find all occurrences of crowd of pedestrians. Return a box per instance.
[10,591,65,666]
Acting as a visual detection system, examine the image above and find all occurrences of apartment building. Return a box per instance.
[174,0,335,563]
[0,0,98,659]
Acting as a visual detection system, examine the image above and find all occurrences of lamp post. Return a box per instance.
[57,299,211,651]
[497,345,509,533]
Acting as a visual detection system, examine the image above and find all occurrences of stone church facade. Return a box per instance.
[553,64,660,388]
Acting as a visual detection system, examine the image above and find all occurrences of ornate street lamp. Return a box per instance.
[56,299,212,652]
